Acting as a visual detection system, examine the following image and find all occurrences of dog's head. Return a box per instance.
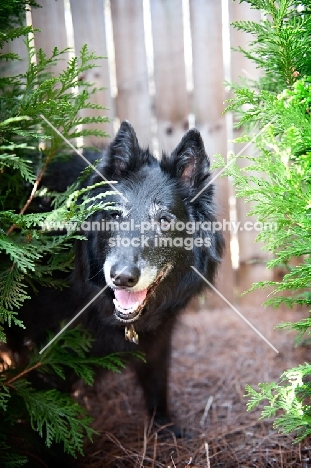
[74,121,224,327]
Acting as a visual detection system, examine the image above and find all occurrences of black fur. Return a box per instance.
[7,121,224,436]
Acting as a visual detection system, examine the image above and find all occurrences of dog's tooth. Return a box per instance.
[113,299,123,313]
[113,299,123,312]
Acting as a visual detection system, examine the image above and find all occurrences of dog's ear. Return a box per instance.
[108,121,140,175]
[170,129,210,187]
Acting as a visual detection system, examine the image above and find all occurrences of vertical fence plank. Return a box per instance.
[70,0,114,145]
[230,1,271,298]
[110,0,151,146]
[150,0,189,153]
[31,0,70,75]
[190,0,233,302]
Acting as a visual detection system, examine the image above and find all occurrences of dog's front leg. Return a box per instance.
[134,326,182,437]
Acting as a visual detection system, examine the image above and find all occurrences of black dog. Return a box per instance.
[8,121,224,435]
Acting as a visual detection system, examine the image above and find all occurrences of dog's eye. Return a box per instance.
[110,212,121,221]
[159,216,171,230]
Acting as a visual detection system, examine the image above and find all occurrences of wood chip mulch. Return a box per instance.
[75,295,311,468]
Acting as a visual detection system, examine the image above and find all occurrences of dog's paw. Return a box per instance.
[153,415,189,439]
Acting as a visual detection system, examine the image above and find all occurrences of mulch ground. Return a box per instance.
[75,292,311,468]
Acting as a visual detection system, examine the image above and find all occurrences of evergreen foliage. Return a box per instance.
[0,1,129,465]
[216,0,311,441]
[1,326,127,464]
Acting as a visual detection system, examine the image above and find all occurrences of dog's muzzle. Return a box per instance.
[110,264,173,343]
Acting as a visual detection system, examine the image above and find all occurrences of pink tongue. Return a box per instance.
[114,289,147,309]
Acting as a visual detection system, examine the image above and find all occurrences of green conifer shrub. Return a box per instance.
[0,2,128,465]
[216,0,311,441]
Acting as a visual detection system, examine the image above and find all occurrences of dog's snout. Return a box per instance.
[110,264,140,288]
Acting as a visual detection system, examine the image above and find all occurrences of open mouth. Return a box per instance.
[113,264,172,323]
[113,289,147,322]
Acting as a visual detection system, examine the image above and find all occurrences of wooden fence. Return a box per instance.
[1,0,270,303]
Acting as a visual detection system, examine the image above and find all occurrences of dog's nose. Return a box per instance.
[110,264,140,288]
